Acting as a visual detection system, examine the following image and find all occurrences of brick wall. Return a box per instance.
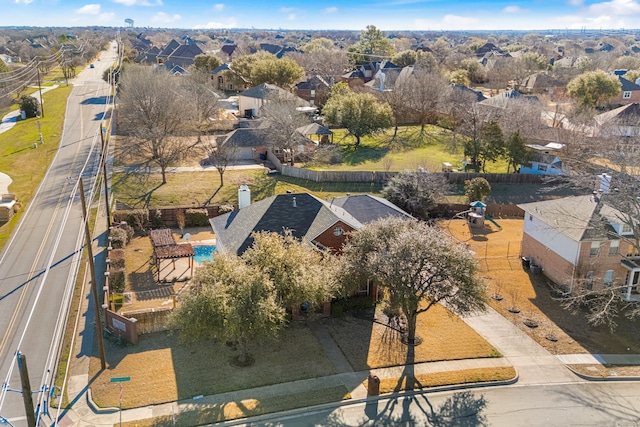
[521,232,574,287]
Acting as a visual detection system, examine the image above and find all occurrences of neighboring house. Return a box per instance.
[294,75,332,106]
[519,153,564,175]
[156,39,180,64]
[237,83,308,118]
[328,194,413,224]
[364,64,411,92]
[594,103,640,138]
[519,194,640,301]
[134,46,160,65]
[609,76,640,106]
[210,63,249,92]
[155,39,203,69]
[218,120,316,161]
[518,72,570,96]
[474,42,506,58]
[449,83,487,102]
[478,89,540,111]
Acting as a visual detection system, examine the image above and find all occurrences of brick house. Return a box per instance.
[594,103,640,138]
[609,76,640,106]
[519,195,640,300]
[210,192,412,310]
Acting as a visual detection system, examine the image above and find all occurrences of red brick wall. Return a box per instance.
[314,221,354,253]
[522,232,632,290]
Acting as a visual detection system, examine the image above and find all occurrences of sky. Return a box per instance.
[3,0,640,31]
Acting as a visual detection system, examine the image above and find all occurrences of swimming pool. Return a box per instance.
[193,245,216,263]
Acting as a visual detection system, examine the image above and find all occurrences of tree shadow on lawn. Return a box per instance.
[339,139,390,166]
[112,169,164,209]
[521,272,640,354]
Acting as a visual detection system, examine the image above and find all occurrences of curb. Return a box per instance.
[86,388,120,414]
[565,364,640,382]
[214,370,519,426]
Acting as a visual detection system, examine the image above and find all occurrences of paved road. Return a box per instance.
[0,43,117,426]
[230,382,640,426]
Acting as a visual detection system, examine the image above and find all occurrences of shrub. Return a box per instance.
[110,227,128,249]
[151,209,164,228]
[126,209,150,231]
[19,95,41,118]
[109,248,126,270]
[109,268,126,293]
[218,204,234,215]
[185,208,209,226]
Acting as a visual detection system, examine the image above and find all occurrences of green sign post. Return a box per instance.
[110,377,130,426]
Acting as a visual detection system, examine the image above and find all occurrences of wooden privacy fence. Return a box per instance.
[280,165,562,185]
[432,203,525,218]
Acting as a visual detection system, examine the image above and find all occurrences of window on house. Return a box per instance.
[609,240,620,255]
[604,270,614,286]
[585,271,594,290]
[623,91,632,99]
[621,223,633,234]
[633,271,640,286]
[529,214,533,221]
[537,164,547,172]
[310,90,316,97]
[590,241,600,256]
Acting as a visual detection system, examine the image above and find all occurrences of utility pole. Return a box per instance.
[17,353,36,427]
[36,60,44,118]
[79,179,107,370]
[100,125,111,227]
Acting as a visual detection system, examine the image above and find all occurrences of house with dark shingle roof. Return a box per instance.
[594,103,640,137]
[610,76,640,106]
[519,195,640,300]
[238,83,308,118]
[328,194,412,224]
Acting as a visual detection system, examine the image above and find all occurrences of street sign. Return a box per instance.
[110,377,130,383]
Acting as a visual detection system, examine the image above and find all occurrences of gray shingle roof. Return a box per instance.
[239,83,295,100]
[296,123,333,136]
[210,193,361,255]
[518,195,619,242]
[329,194,413,224]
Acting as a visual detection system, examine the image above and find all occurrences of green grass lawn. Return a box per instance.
[308,126,510,173]
[0,85,72,249]
[112,169,384,209]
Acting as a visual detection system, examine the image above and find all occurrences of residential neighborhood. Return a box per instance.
[1,18,640,427]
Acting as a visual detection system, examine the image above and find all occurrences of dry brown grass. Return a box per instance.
[89,323,336,409]
[570,364,640,378]
[441,219,640,356]
[376,367,517,394]
[119,385,351,427]
[325,303,500,371]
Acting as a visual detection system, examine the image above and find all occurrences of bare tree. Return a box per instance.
[259,96,312,164]
[203,135,238,188]
[397,69,449,139]
[118,65,194,184]
[177,70,221,142]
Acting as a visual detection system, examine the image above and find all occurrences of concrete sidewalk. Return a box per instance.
[0,85,60,135]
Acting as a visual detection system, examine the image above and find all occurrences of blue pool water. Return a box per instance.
[193,245,216,263]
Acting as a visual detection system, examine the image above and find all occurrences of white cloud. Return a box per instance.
[151,12,181,23]
[76,4,101,15]
[194,17,237,29]
[14,0,34,4]
[214,3,224,11]
[442,14,479,27]
[279,7,294,13]
[550,13,626,28]
[588,0,640,15]
[287,13,296,20]
[502,5,528,13]
[324,6,338,13]
[112,0,163,6]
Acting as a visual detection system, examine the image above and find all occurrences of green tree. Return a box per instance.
[382,170,448,219]
[464,177,491,202]
[449,69,471,86]
[478,121,505,171]
[250,56,304,88]
[504,130,532,173]
[19,95,40,118]
[348,25,395,64]
[192,54,222,73]
[228,51,274,87]
[169,253,286,365]
[323,90,393,146]
[0,60,9,73]
[459,58,486,83]
[340,217,486,347]
[567,70,621,109]
[242,231,338,312]
[623,69,640,84]
[391,50,418,67]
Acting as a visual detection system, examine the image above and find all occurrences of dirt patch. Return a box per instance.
[442,219,640,355]
[570,364,640,378]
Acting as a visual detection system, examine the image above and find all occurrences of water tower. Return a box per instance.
[125,18,134,28]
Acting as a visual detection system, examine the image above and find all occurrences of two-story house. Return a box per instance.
[519,194,640,301]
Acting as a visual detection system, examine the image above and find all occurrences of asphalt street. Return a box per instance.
[0,43,118,427]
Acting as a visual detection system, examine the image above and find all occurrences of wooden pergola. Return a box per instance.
[149,229,195,282]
